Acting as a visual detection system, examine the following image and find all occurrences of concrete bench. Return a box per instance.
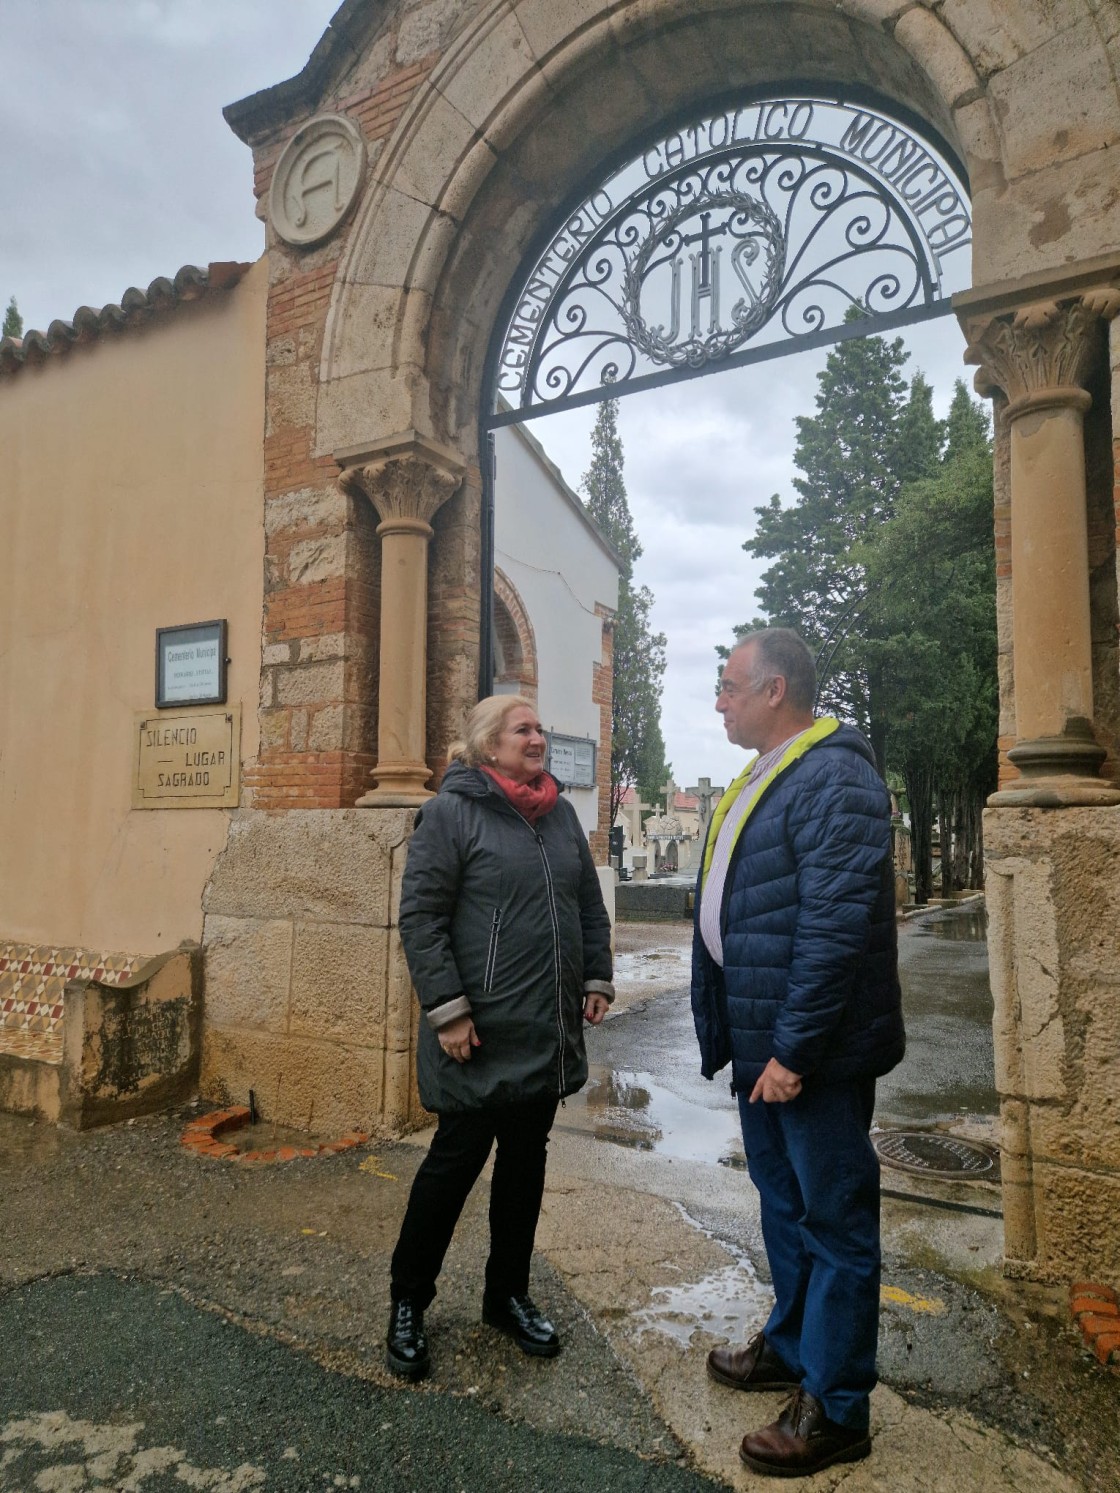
[0,941,199,1127]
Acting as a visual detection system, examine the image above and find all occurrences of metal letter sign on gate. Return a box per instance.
[489,97,971,424]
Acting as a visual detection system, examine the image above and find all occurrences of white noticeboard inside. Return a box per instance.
[548,733,596,788]
[156,620,227,707]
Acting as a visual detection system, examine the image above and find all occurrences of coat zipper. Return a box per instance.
[533,828,567,1097]
[483,906,502,994]
[488,792,568,1097]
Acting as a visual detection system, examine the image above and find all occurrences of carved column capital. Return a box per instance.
[338,431,466,533]
[334,431,468,807]
[962,291,1118,412]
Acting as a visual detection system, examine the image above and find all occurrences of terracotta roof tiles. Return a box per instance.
[0,262,250,375]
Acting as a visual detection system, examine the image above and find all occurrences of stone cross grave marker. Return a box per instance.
[686,776,726,831]
[621,795,652,848]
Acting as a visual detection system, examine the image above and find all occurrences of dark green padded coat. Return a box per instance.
[399,762,614,1113]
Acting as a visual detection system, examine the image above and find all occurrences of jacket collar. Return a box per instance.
[700,717,840,890]
[438,759,563,802]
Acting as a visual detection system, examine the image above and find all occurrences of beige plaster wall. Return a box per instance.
[0,260,267,955]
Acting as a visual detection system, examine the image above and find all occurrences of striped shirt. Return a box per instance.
[699,729,811,967]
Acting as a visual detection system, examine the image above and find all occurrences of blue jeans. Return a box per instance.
[738,1077,880,1430]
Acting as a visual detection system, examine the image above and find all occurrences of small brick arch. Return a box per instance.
[492,566,538,703]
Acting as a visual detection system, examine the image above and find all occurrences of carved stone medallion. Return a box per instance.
[269,114,366,248]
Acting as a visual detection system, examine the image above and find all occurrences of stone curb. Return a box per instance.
[1069,1281,1120,1369]
[180,1106,368,1165]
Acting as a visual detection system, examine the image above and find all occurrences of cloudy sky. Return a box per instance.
[2,1,975,790]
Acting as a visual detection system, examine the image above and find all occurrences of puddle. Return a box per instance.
[579,1067,745,1168]
[630,1206,770,1347]
[912,907,987,942]
[612,945,693,999]
[221,1120,341,1155]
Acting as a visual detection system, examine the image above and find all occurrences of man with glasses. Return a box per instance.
[692,628,904,1476]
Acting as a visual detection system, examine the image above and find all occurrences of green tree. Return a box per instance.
[2,297,22,339]
[737,337,996,905]
[859,382,995,901]
[581,397,669,822]
[742,328,940,770]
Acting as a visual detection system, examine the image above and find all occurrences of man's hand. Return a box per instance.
[749,1058,802,1104]
[438,1014,480,1063]
[583,993,610,1025]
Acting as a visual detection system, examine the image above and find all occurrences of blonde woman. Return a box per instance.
[386,695,614,1380]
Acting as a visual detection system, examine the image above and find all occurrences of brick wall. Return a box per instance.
[246,60,439,809]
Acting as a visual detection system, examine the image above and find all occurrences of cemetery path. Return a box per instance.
[0,905,1115,1492]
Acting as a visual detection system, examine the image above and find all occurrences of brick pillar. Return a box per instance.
[242,59,444,812]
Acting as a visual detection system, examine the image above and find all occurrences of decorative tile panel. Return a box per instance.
[0,943,144,1045]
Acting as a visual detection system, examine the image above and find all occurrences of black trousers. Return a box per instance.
[389,1095,559,1309]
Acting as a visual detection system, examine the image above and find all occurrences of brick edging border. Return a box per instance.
[181,1106,368,1164]
[1070,1281,1120,1369]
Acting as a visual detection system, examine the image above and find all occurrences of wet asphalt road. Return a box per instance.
[565,901,997,1172]
[0,1273,722,1492]
[5,904,1116,1492]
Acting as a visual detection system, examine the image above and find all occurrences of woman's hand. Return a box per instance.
[583,993,610,1026]
[438,1014,481,1063]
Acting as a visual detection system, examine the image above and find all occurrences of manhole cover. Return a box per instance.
[873,1130,999,1180]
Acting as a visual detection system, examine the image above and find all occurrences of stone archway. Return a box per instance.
[492,566,538,702]
[216,0,1120,1280]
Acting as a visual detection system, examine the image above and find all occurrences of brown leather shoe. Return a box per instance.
[707,1330,800,1393]
[740,1388,871,1477]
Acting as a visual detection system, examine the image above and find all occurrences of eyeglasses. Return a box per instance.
[716,674,773,700]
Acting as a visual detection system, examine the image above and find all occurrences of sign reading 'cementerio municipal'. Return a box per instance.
[156,620,228,708]
[132,707,241,810]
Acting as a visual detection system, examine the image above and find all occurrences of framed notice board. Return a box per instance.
[156,620,228,708]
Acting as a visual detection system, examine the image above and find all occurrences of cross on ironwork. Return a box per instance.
[675,209,726,290]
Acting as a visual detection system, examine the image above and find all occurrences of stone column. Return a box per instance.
[338,432,466,806]
[960,287,1120,805]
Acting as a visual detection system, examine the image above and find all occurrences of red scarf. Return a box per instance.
[480,765,559,824]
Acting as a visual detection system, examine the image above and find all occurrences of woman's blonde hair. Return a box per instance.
[449,694,537,767]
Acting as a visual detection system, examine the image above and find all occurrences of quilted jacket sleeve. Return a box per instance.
[770,762,892,1076]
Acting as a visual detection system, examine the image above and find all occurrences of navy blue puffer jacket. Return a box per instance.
[691,724,904,1091]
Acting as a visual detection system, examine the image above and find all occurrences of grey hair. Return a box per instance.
[732,628,816,713]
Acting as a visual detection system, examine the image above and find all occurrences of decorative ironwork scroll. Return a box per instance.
[491,97,970,422]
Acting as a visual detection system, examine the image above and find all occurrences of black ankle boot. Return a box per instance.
[482,1292,561,1357]
[386,1297,430,1380]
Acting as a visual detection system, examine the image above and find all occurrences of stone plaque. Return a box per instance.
[269,114,366,247]
[132,707,241,810]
